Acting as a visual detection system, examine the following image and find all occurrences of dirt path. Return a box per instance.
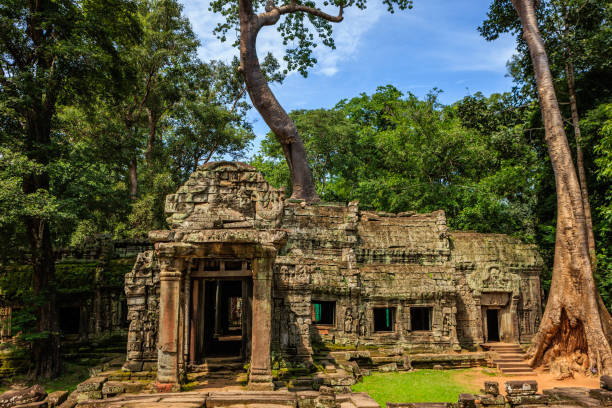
[457,367,599,394]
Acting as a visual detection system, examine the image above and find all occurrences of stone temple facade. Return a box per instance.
[123,162,543,390]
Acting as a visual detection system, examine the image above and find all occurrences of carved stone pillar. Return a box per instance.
[157,257,183,388]
[248,251,275,390]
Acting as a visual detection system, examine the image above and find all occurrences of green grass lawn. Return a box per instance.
[351,369,483,407]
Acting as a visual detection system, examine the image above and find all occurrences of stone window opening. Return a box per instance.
[312,301,335,325]
[410,307,432,331]
[373,307,395,332]
[59,306,81,334]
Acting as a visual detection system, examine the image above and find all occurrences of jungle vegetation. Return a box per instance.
[0,0,610,378]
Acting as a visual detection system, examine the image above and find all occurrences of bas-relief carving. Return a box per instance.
[467,265,521,296]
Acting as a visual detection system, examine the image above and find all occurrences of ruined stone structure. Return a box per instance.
[124,162,543,389]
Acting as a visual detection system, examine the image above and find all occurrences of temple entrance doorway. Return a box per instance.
[188,260,253,365]
[486,309,500,342]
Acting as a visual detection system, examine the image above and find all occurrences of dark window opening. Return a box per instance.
[59,307,80,334]
[410,307,432,331]
[121,299,129,328]
[374,307,395,332]
[312,301,335,325]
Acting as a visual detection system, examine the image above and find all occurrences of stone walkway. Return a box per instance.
[73,390,380,408]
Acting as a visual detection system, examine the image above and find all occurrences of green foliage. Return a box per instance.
[210,0,412,77]
[253,87,541,239]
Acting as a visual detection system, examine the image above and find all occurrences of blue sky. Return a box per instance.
[180,0,518,150]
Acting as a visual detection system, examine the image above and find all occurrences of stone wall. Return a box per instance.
[123,162,543,372]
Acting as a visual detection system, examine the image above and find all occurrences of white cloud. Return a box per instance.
[313,2,384,77]
[181,0,384,77]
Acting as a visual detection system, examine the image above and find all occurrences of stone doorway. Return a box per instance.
[188,260,253,365]
[486,309,500,342]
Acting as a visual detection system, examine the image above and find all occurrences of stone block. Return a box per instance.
[76,391,102,402]
[47,391,68,407]
[457,393,476,408]
[101,382,125,397]
[0,385,47,408]
[506,394,547,405]
[379,363,398,372]
[601,375,612,391]
[483,381,499,396]
[589,388,612,405]
[12,401,48,408]
[505,380,537,395]
[76,377,107,393]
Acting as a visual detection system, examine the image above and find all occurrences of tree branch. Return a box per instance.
[257,2,343,28]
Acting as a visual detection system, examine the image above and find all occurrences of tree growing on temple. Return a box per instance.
[489,0,612,376]
[210,0,412,201]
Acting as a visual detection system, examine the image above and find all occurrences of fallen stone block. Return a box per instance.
[0,385,47,408]
[458,393,476,408]
[101,382,125,397]
[601,375,612,391]
[478,394,505,405]
[76,391,102,403]
[589,388,612,405]
[483,381,499,396]
[506,394,548,405]
[12,400,48,408]
[76,378,107,393]
[505,380,538,396]
[543,387,602,407]
[47,391,68,407]
[379,363,398,372]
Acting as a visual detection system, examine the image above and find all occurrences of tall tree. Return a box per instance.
[497,0,612,375]
[211,0,412,201]
[0,0,140,377]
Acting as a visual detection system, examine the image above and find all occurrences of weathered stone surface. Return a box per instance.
[483,381,499,396]
[505,380,538,396]
[588,388,612,405]
[101,382,125,397]
[47,391,68,408]
[505,394,547,405]
[601,375,612,391]
[457,393,476,408]
[379,363,398,372]
[0,385,47,408]
[543,387,603,407]
[76,378,107,393]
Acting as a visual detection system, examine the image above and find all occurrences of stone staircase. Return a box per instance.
[489,343,536,376]
[186,356,248,389]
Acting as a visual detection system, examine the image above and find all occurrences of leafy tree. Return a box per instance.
[210,0,412,201]
[0,0,140,377]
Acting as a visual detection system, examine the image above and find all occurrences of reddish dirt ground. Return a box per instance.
[461,367,600,394]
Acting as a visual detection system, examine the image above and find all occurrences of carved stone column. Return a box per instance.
[248,249,275,390]
[157,256,184,388]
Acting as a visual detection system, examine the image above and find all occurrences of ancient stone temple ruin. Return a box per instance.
[124,162,543,390]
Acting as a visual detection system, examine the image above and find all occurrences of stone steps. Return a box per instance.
[488,343,536,376]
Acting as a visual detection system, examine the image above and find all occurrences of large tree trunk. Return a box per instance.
[511,0,612,376]
[24,114,61,379]
[129,158,138,200]
[565,61,596,266]
[238,0,318,201]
